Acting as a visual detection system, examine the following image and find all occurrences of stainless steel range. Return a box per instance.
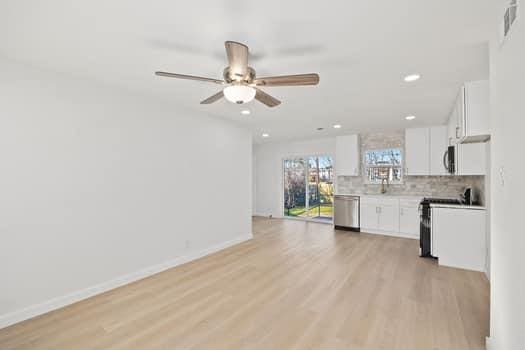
[419,197,461,257]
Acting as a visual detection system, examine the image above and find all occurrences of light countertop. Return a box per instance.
[430,203,486,210]
[335,193,424,200]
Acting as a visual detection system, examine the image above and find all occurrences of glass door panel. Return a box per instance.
[283,158,307,217]
[307,156,333,220]
[307,157,320,218]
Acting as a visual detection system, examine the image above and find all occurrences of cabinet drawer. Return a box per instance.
[399,199,422,208]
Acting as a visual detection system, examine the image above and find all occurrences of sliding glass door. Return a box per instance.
[283,158,307,217]
[283,155,333,221]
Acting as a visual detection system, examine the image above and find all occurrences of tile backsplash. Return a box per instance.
[336,130,486,204]
[337,175,485,203]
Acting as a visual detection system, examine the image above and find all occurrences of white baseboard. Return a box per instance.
[252,213,272,218]
[486,336,492,350]
[361,228,419,240]
[0,233,252,330]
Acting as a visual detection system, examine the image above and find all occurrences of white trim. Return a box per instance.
[282,215,333,224]
[252,213,272,218]
[0,233,252,330]
[361,228,418,240]
[486,336,492,350]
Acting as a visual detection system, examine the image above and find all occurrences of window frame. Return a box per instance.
[363,147,404,185]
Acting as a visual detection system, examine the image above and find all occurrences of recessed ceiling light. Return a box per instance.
[333,124,342,129]
[404,74,421,82]
[262,133,270,138]
[241,110,251,115]
[405,115,416,120]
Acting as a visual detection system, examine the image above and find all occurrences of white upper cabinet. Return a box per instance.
[335,135,360,176]
[456,142,487,176]
[405,128,430,176]
[448,80,490,144]
[430,126,448,176]
[447,105,458,145]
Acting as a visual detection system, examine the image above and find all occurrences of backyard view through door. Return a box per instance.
[284,155,334,221]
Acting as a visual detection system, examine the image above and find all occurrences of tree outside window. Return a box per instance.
[365,148,403,183]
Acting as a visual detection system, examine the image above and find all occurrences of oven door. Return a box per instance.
[419,203,432,257]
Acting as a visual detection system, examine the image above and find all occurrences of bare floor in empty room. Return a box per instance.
[0,217,489,350]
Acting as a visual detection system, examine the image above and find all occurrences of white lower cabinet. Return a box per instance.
[399,199,421,237]
[432,206,486,272]
[360,196,420,238]
[361,199,379,230]
[377,199,399,232]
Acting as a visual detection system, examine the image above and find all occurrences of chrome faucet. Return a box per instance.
[380,178,389,194]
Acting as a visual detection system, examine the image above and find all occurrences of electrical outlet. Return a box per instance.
[185,240,191,249]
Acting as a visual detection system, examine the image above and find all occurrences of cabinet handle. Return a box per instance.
[456,126,460,139]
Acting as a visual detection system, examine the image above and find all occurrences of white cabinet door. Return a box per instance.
[360,198,378,230]
[399,205,420,237]
[455,87,466,140]
[405,128,430,175]
[378,203,399,232]
[432,207,486,272]
[464,80,490,140]
[335,135,360,176]
[447,104,458,145]
[456,143,486,175]
[430,126,448,175]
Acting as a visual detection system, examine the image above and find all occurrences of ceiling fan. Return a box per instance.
[155,41,320,108]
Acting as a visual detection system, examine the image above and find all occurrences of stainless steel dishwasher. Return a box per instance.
[334,195,360,231]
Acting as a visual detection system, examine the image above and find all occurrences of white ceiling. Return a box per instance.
[1,0,492,143]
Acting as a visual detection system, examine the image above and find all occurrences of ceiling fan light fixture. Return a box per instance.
[223,85,256,104]
[404,74,421,82]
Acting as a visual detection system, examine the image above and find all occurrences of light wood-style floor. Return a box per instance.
[0,217,489,350]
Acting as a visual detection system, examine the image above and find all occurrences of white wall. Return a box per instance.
[0,59,252,327]
[488,2,525,348]
[253,138,335,217]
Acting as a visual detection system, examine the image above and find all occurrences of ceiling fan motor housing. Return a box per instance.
[223,66,256,84]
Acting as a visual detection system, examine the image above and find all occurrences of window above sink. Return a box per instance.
[364,148,403,184]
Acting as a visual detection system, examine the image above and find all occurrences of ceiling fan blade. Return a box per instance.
[255,88,281,107]
[225,41,249,78]
[155,71,224,85]
[253,73,320,87]
[200,91,224,104]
